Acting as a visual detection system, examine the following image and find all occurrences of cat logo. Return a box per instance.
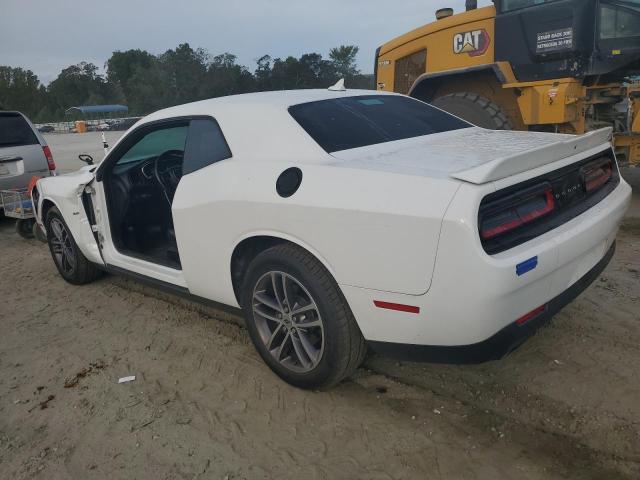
[453,29,491,57]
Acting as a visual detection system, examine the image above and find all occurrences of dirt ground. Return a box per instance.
[1,171,639,480]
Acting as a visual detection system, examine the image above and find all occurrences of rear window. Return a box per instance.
[0,113,39,148]
[289,95,471,153]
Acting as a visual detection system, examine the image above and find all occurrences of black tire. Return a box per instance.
[45,207,101,285]
[33,221,47,243]
[241,243,367,389]
[431,92,513,130]
[15,219,35,239]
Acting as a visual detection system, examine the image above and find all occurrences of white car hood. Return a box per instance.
[330,127,613,184]
[37,165,96,200]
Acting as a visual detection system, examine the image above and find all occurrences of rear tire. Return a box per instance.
[240,243,367,389]
[15,219,35,239]
[431,92,513,130]
[45,207,101,285]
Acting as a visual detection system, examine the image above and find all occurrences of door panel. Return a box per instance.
[91,177,189,287]
[91,119,192,287]
[172,117,233,296]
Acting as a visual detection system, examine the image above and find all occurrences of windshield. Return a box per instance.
[289,95,471,154]
[600,1,640,39]
[500,0,562,12]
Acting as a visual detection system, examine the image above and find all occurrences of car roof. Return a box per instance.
[131,89,402,163]
[154,88,397,111]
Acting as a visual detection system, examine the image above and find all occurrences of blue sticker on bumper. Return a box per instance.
[516,256,538,276]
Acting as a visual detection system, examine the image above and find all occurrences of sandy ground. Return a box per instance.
[0,158,639,478]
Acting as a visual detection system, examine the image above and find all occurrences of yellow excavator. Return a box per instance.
[375,0,640,165]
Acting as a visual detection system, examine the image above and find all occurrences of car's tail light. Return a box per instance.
[480,183,555,240]
[581,158,612,193]
[42,146,56,171]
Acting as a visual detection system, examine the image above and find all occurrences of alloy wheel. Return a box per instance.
[252,271,325,373]
[49,218,76,275]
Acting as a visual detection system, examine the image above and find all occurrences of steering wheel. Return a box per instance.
[153,150,183,206]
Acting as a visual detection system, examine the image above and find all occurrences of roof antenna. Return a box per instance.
[328,78,346,92]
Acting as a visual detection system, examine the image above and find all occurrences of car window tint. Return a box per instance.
[118,125,188,164]
[289,95,471,153]
[500,0,561,12]
[182,118,232,175]
[0,113,38,148]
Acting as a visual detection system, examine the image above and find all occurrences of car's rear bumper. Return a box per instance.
[340,176,631,353]
[1,170,53,193]
[367,241,615,363]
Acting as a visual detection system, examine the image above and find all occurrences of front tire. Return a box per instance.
[33,221,47,243]
[45,207,101,285]
[241,244,367,389]
[431,92,512,130]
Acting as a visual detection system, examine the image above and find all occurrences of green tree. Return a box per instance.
[254,55,273,90]
[200,53,255,98]
[329,45,360,78]
[160,43,208,105]
[47,62,116,118]
[126,62,173,114]
[3,43,369,121]
[0,66,43,117]
[106,49,155,105]
[260,52,337,91]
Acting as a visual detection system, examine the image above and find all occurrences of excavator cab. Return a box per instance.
[376,0,640,164]
[494,0,640,82]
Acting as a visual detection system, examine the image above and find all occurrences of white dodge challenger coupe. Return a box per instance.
[32,87,631,388]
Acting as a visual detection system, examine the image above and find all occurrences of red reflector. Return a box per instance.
[42,146,56,171]
[583,159,612,193]
[516,305,546,326]
[481,188,555,240]
[374,301,420,314]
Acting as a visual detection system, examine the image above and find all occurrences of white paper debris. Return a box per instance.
[118,376,136,384]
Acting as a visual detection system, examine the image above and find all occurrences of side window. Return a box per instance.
[117,125,188,165]
[182,118,232,175]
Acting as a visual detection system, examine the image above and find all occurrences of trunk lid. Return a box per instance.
[0,145,49,177]
[329,127,613,184]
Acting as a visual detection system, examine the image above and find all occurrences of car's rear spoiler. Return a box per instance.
[450,127,613,185]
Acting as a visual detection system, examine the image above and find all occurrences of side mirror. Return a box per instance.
[78,154,94,165]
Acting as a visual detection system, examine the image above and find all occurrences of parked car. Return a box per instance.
[32,89,631,389]
[108,117,141,131]
[1,111,56,199]
[38,125,55,133]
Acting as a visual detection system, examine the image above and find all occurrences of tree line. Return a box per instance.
[0,44,373,123]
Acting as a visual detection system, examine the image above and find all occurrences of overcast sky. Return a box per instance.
[0,0,493,84]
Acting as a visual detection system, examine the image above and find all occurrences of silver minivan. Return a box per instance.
[0,111,56,199]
